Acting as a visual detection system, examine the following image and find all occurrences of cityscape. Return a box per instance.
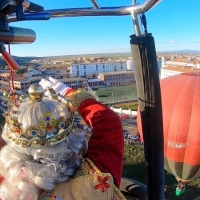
[0,0,199,199]
[1,50,200,199]
[1,51,200,95]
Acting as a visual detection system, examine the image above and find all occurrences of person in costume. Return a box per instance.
[0,77,126,200]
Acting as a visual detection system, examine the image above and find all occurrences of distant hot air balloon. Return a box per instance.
[137,73,200,184]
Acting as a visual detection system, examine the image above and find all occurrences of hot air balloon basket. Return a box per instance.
[175,185,186,196]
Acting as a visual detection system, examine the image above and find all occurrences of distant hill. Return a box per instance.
[157,49,200,55]
[0,53,132,61]
[19,50,200,59]
[32,52,132,59]
[0,55,38,62]
[0,50,199,62]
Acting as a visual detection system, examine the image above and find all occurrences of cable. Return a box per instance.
[8,43,16,103]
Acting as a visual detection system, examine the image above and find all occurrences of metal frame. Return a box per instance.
[1,1,164,199]
[7,0,160,36]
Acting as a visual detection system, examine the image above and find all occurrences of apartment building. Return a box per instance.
[99,71,135,86]
[161,58,200,79]
[0,80,9,92]
[70,61,127,77]
[0,70,10,80]
[49,67,71,78]
[10,78,32,92]
[59,77,88,89]
[88,78,104,87]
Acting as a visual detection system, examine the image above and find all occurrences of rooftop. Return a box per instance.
[88,78,102,82]
[72,60,127,65]
[13,78,32,83]
[60,77,88,82]
[167,59,200,64]
[100,71,134,75]
[161,66,200,73]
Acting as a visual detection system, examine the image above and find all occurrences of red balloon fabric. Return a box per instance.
[137,73,200,181]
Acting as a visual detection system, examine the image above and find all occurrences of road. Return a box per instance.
[120,116,138,135]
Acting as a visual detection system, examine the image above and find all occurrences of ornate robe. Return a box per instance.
[39,158,126,200]
[39,89,126,199]
[0,88,126,200]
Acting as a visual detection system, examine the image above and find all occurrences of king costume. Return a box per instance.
[39,88,126,200]
[0,78,127,200]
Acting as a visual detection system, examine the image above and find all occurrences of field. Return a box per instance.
[93,84,138,104]
[123,144,200,200]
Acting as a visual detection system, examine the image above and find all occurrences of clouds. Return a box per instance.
[162,40,200,45]
[163,41,180,44]
[188,41,200,44]
[155,39,200,52]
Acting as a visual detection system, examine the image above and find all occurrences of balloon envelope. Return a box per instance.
[137,73,200,181]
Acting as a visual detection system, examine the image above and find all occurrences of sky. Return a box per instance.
[5,0,200,57]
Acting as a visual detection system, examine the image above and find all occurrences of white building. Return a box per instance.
[126,59,161,72]
[127,60,134,70]
[88,78,103,87]
[160,58,200,79]
[70,61,127,77]
[27,68,41,76]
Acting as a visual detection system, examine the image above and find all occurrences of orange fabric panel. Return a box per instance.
[137,73,200,180]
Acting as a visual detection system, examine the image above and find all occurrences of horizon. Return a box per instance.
[6,49,200,59]
[4,0,200,57]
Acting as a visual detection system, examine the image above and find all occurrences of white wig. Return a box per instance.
[0,126,88,200]
[0,84,88,199]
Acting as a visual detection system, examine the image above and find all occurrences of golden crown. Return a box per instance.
[3,84,74,148]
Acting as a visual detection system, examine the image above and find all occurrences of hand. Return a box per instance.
[39,77,71,96]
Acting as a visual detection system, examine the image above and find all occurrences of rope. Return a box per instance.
[8,43,16,103]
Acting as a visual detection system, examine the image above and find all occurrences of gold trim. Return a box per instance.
[114,186,127,200]
[68,89,94,108]
[85,158,102,173]
[85,159,126,200]
[4,86,75,148]
[7,122,74,147]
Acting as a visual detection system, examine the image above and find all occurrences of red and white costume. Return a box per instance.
[0,79,126,200]
[41,89,125,199]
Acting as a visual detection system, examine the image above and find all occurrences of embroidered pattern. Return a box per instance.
[38,189,63,200]
[50,194,63,200]
[75,159,111,193]
[38,190,53,200]
[68,89,94,109]
[74,158,102,177]
[37,159,123,200]
[94,175,110,192]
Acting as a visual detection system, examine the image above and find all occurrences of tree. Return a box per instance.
[16,69,27,74]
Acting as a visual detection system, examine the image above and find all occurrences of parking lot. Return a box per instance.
[121,116,139,136]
